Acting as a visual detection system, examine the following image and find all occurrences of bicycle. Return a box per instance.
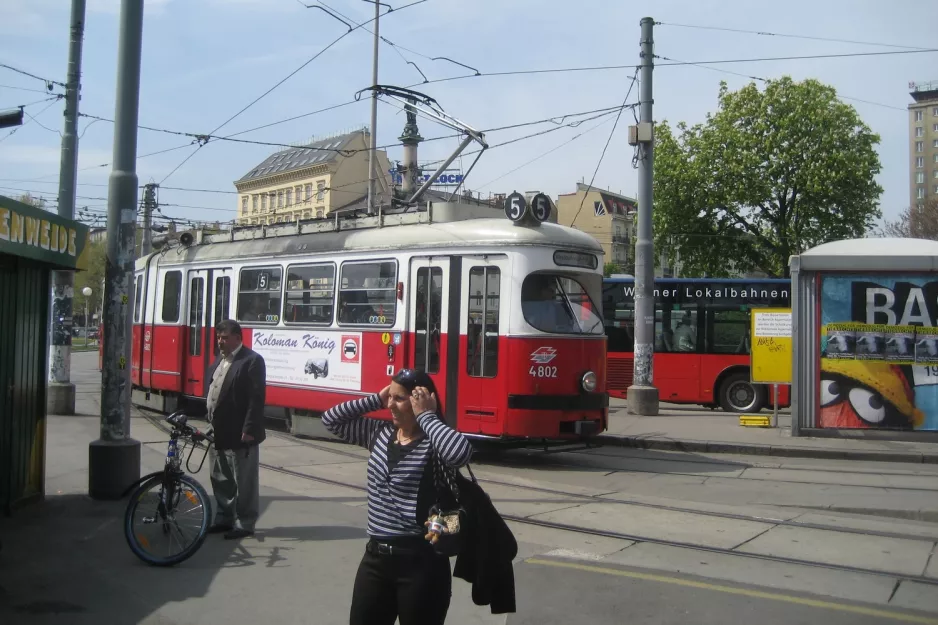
[123,410,215,566]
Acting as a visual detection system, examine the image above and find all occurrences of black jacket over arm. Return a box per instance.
[453,475,517,614]
[206,347,267,450]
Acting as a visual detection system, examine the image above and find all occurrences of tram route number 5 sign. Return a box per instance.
[750,308,792,385]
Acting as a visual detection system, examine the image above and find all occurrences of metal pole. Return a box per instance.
[627,17,659,416]
[89,0,142,500]
[366,0,380,214]
[47,0,86,416]
[773,384,779,428]
[142,183,155,255]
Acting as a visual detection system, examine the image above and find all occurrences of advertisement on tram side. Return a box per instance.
[250,329,363,391]
[819,274,938,431]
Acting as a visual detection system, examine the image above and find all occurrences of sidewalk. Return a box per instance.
[599,403,938,464]
[0,413,506,625]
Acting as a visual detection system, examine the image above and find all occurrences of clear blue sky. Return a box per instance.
[1,0,935,231]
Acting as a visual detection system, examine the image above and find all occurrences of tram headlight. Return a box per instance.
[581,371,597,392]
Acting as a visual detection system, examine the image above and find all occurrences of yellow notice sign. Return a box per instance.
[750,308,792,384]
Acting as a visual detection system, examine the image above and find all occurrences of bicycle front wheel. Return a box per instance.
[124,473,212,566]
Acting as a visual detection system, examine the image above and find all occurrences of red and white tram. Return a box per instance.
[128,200,609,439]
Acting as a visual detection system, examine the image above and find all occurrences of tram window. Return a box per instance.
[214,276,230,328]
[521,274,604,335]
[188,277,204,356]
[284,263,335,324]
[161,270,182,322]
[337,261,396,326]
[133,275,143,323]
[415,267,443,373]
[467,266,499,378]
[237,266,283,324]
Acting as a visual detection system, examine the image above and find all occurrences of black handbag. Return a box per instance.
[427,453,476,557]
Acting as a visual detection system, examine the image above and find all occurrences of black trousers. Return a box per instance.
[350,537,452,625]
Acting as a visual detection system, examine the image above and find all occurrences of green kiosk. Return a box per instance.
[0,194,90,513]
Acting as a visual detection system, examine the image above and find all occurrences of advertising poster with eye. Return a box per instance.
[819,275,938,431]
[249,329,363,391]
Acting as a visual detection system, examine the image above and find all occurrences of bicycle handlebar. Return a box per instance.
[165,410,214,446]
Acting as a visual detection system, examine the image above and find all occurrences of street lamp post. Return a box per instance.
[82,286,92,346]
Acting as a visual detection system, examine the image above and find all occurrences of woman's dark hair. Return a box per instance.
[391,368,439,398]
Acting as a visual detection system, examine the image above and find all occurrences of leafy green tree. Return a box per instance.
[653,77,883,277]
[603,262,622,277]
[73,240,106,325]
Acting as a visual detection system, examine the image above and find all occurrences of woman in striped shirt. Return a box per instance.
[322,368,473,625]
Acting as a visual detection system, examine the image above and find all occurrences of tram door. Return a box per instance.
[209,269,234,360]
[183,269,210,397]
[407,257,456,427]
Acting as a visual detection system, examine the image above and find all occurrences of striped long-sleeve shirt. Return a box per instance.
[321,393,473,538]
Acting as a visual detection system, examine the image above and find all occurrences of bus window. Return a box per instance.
[284,263,335,324]
[708,309,751,354]
[237,266,282,324]
[521,274,603,334]
[337,261,396,326]
[467,267,499,377]
[161,270,182,322]
[415,266,443,373]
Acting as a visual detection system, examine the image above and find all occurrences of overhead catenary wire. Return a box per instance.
[407,48,938,88]
[159,0,427,185]
[655,21,933,51]
[0,63,65,88]
[569,69,639,228]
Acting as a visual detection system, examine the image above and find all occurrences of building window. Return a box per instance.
[284,263,335,324]
[277,191,284,208]
[917,172,926,184]
[934,124,938,133]
[916,127,924,137]
[241,196,248,214]
[918,157,925,168]
[261,195,267,211]
[317,182,325,201]
[304,210,311,219]
[252,195,259,213]
[934,170,938,179]
[337,261,397,325]
[935,154,938,163]
[467,267,499,378]
[917,141,925,152]
[161,270,182,323]
[305,183,312,201]
[916,110,924,122]
[296,186,303,203]
[934,107,938,116]
[237,266,282,324]
[316,209,323,219]
[285,188,292,208]
[918,187,926,200]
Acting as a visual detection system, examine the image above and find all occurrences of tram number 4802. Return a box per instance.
[529,365,558,378]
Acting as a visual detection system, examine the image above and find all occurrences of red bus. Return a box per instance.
[602,277,791,412]
[128,203,609,440]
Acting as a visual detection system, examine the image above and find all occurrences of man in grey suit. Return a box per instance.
[205,319,267,540]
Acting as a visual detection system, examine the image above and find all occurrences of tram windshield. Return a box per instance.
[521,273,603,335]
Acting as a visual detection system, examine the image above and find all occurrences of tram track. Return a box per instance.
[137,410,938,585]
[135,415,935,542]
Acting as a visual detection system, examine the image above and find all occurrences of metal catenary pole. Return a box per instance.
[627,16,660,416]
[89,0,143,500]
[141,183,155,255]
[47,0,86,416]
[366,0,380,214]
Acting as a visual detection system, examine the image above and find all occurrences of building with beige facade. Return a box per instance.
[555,183,635,271]
[233,127,392,225]
[910,80,938,209]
